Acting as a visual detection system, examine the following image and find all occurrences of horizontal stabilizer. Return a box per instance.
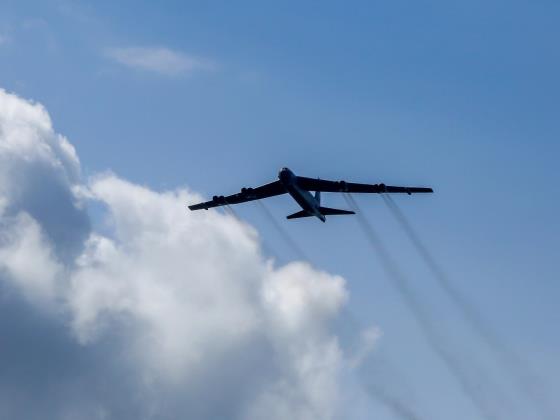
[286,210,313,219]
[319,206,355,216]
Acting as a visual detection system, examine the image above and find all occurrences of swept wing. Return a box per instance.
[296,177,433,195]
[188,180,286,210]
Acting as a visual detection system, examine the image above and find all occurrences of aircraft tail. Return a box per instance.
[286,206,355,220]
[319,206,355,216]
[286,210,312,219]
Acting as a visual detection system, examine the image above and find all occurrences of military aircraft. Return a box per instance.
[188,167,433,222]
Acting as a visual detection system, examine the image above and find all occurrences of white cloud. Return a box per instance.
[0,88,375,419]
[348,326,382,369]
[105,46,214,76]
[66,174,349,418]
[0,211,63,303]
[0,88,88,264]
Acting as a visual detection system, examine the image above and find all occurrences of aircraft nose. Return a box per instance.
[279,167,289,179]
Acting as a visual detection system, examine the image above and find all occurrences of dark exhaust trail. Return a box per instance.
[381,194,556,420]
[225,204,281,261]
[341,308,430,420]
[224,204,241,220]
[344,193,499,420]
[358,353,429,420]
[253,199,428,419]
[255,200,309,261]
[364,383,425,420]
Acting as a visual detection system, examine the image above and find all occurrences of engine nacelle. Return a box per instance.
[338,180,348,191]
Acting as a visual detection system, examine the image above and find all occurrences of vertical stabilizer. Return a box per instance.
[314,190,321,205]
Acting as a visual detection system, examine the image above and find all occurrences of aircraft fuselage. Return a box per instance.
[279,167,326,222]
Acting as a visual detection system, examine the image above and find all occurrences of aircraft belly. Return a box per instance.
[287,185,315,213]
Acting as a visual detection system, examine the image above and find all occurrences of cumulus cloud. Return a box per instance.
[105,46,214,76]
[0,89,88,263]
[0,89,374,419]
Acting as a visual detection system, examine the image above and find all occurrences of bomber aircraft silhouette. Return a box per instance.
[188,167,433,222]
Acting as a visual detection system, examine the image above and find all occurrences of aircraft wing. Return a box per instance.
[188,180,287,210]
[296,177,433,195]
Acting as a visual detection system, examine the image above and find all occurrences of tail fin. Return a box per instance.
[286,210,313,219]
[319,206,355,216]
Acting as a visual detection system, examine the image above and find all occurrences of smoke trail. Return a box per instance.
[364,382,425,420]
[344,193,500,420]
[223,203,283,262]
[356,349,430,420]
[254,199,309,261]
[252,200,428,419]
[224,204,239,219]
[381,194,556,420]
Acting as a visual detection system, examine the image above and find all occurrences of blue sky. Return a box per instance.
[1,1,559,419]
